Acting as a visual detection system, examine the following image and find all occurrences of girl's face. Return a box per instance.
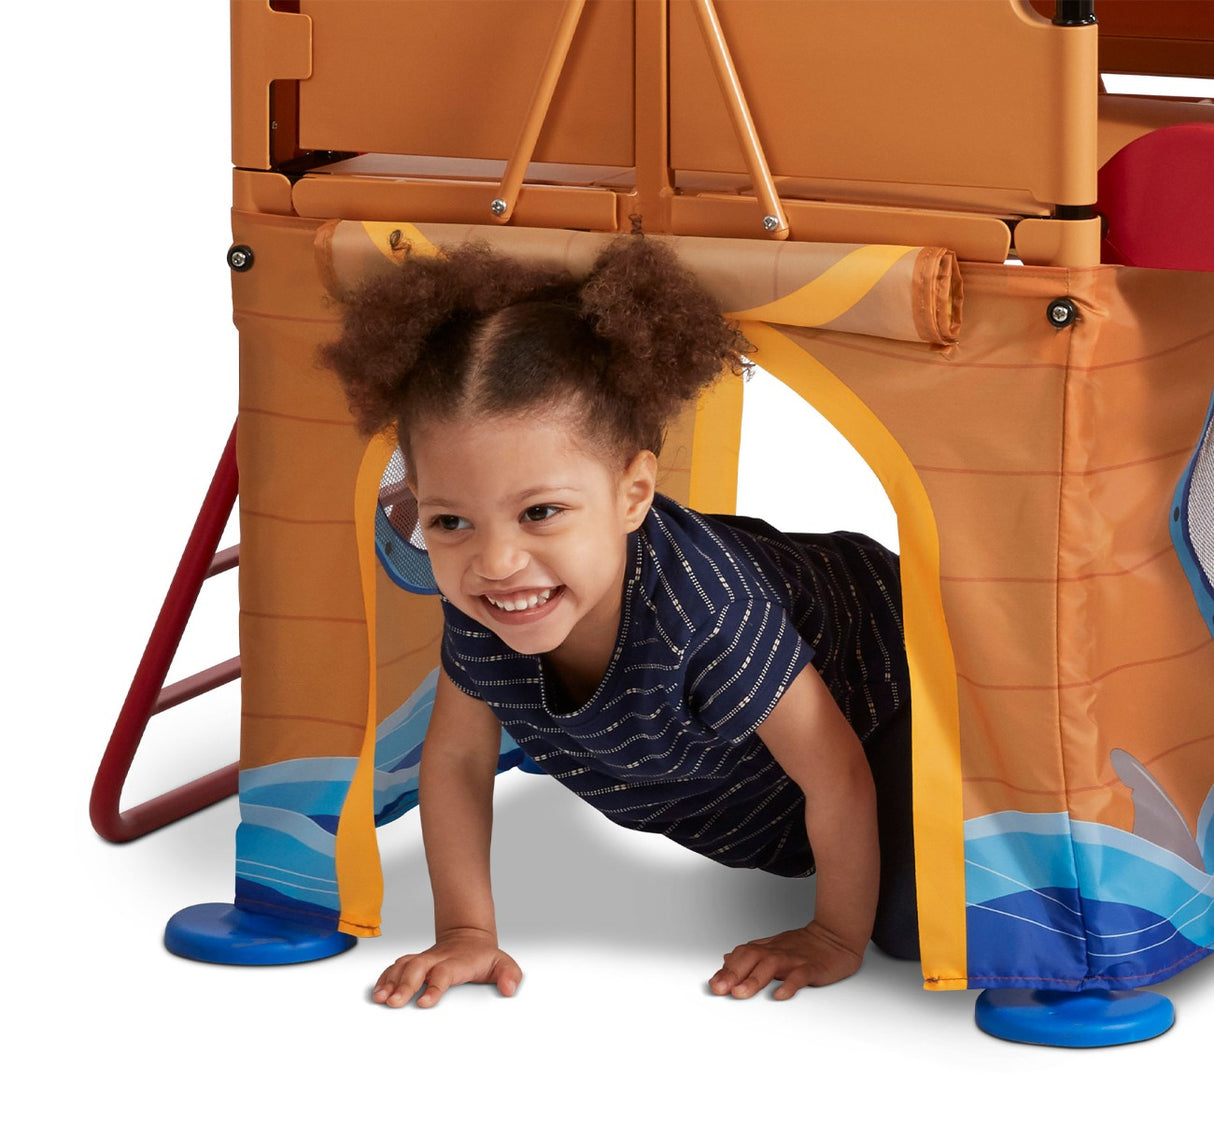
[409,408,656,689]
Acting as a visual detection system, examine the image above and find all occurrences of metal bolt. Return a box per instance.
[490,198,508,217]
[762,214,780,232]
[1047,297,1077,328]
[227,244,255,272]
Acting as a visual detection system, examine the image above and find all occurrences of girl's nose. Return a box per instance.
[473,527,528,581]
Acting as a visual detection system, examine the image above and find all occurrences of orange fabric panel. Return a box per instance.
[235,210,446,774]
[235,183,1214,978]
[766,262,1214,988]
[778,263,1214,845]
[1054,265,1214,833]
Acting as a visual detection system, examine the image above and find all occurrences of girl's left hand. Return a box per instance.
[709,921,865,1000]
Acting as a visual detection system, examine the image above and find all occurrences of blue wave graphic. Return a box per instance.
[235,880,341,927]
[1198,784,1214,872]
[236,672,1213,990]
[966,808,1214,990]
[234,668,524,923]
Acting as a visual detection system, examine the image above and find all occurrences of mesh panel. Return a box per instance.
[375,447,438,593]
[1187,413,1214,582]
[1172,391,1214,635]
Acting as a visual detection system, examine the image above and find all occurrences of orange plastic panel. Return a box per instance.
[231,0,312,171]
[669,0,1098,210]
[670,194,1013,263]
[291,173,619,230]
[1033,0,1214,78]
[1013,215,1103,266]
[295,0,635,166]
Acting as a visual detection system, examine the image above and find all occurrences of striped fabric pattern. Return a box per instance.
[442,494,906,877]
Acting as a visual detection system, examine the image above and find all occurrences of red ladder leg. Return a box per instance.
[91,422,242,841]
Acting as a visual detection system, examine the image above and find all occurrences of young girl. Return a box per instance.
[322,235,917,1008]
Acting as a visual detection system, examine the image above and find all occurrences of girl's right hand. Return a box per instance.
[371,928,522,1009]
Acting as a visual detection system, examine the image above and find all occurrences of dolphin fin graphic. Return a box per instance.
[1110,748,1206,871]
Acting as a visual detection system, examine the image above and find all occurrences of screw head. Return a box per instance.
[1047,297,1077,328]
[762,214,780,232]
[227,244,255,272]
[490,198,508,217]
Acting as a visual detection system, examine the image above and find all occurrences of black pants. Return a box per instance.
[864,705,920,960]
[778,530,918,958]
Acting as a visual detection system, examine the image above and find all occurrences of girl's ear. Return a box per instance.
[620,450,658,530]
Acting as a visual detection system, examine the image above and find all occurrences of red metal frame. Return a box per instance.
[91,422,242,842]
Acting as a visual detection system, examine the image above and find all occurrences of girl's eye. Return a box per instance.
[431,514,471,532]
[522,505,562,523]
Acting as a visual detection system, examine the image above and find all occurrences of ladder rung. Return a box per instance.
[153,657,242,715]
[208,545,240,577]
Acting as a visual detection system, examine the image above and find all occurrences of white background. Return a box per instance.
[5,4,1211,1118]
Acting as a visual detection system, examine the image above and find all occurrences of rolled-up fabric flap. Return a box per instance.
[316,221,962,346]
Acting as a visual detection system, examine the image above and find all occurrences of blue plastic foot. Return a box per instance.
[164,902,358,965]
[975,988,1174,1047]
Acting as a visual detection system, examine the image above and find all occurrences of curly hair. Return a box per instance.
[319,234,751,465]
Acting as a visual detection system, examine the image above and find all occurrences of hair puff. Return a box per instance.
[320,244,573,437]
[579,235,750,420]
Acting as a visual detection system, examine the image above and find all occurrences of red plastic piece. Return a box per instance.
[1098,123,1214,271]
[90,423,242,842]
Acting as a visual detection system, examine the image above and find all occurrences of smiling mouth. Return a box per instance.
[483,587,561,614]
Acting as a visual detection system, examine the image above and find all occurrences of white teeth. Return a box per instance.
[487,588,554,613]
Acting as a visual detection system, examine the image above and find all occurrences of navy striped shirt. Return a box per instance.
[441,493,906,877]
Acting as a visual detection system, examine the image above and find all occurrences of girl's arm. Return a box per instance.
[373,669,522,1008]
[709,663,880,999]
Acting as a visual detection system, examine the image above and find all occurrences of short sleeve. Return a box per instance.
[439,600,486,700]
[686,598,815,744]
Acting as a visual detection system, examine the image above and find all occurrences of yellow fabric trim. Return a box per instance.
[360,221,442,262]
[334,430,400,938]
[689,372,745,515]
[741,322,968,990]
[333,225,440,936]
[726,244,916,327]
